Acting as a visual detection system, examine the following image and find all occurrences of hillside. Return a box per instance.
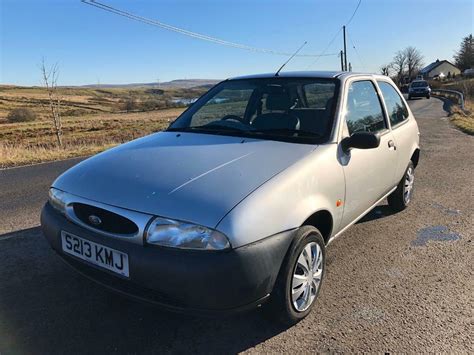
[79,79,220,89]
[0,83,210,122]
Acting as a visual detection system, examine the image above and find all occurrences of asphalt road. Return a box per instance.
[1,97,472,354]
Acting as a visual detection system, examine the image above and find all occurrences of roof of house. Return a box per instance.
[420,60,460,74]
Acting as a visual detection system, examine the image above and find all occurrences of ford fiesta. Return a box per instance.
[42,71,420,324]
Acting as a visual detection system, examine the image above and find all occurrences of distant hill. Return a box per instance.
[80,79,220,89]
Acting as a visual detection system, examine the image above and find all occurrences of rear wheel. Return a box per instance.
[264,226,325,325]
[388,161,415,212]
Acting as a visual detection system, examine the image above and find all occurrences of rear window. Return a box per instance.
[304,82,336,109]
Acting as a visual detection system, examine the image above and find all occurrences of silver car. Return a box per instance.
[42,71,420,324]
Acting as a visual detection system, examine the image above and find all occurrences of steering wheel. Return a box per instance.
[221,115,245,123]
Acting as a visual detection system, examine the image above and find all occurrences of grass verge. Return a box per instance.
[449,100,474,135]
[0,142,117,168]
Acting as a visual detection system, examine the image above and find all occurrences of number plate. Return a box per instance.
[61,231,129,278]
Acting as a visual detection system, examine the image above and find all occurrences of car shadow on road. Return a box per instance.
[357,204,398,224]
[0,227,289,354]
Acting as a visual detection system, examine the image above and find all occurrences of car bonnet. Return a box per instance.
[52,131,315,228]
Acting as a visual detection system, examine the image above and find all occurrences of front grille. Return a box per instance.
[72,203,139,235]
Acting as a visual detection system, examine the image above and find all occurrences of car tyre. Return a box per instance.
[426,94,430,99]
[264,226,326,325]
[388,161,415,212]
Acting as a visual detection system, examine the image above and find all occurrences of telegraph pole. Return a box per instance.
[343,25,348,71]
[340,50,344,71]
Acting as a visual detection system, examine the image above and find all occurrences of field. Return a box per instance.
[0,108,186,168]
[0,84,208,122]
[0,83,208,168]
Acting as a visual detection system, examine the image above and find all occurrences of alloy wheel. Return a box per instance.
[291,242,323,312]
[403,166,415,204]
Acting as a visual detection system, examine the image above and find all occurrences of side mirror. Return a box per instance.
[341,132,380,152]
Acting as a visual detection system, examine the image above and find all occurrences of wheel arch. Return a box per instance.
[301,209,333,244]
[411,148,420,168]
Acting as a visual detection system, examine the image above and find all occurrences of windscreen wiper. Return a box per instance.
[250,128,322,138]
[166,125,245,133]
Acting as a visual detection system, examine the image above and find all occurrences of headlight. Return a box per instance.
[145,217,231,250]
[48,188,67,214]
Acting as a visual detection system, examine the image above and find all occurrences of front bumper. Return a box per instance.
[409,90,430,97]
[41,203,294,316]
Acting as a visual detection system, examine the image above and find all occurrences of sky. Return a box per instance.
[1,0,473,86]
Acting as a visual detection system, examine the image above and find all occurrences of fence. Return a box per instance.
[431,89,465,110]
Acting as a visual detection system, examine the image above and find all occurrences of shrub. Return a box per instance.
[139,99,167,111]
[121,99,137,113]
[7,108,37,123]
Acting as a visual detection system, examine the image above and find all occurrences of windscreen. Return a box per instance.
[411,81,428,87]
[169,78,339,143]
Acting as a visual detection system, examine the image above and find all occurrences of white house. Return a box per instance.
[419,60,461,79]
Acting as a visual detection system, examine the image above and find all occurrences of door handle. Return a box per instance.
[388,140,396,150]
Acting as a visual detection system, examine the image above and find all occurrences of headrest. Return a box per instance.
[266,92,292,111]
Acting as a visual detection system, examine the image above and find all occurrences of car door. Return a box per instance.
[338,79,399,228]
[377,80,418,183]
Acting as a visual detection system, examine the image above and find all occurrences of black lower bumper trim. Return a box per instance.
[41,203,294,315]
[59,252,270,316]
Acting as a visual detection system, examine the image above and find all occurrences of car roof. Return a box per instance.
[228,71,385,81]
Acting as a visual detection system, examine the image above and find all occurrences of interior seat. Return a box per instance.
[290,97,334,136]
[252,92,300,130]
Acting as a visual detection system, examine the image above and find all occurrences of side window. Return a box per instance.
[377,81,409,126]
[191,88,253,125]
[345,81,386,134]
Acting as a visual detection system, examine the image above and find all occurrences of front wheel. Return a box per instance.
[264,226,326,325]
[426,94,430,99]
[388,161,415,212]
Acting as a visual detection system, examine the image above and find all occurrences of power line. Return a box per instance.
[305,27,342,69]
[347,29,366,70]
[306,0,362,69]
[345,0,362,27]
[81,0,338,58]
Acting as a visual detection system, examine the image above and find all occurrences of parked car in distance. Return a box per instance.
[463,68,474,77]
[42,71,420,325]
[408,80,431,99]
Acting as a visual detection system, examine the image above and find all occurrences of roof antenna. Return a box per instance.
[275,41,307,77]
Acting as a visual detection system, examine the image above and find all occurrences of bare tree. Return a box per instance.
[391,50,407,84]
[380,64,392,76]
[404,46,424,80]
[40,58,63,148]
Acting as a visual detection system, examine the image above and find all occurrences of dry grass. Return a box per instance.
[0,108,185,168]
[449,100,474,135]
[0,142,117,168]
